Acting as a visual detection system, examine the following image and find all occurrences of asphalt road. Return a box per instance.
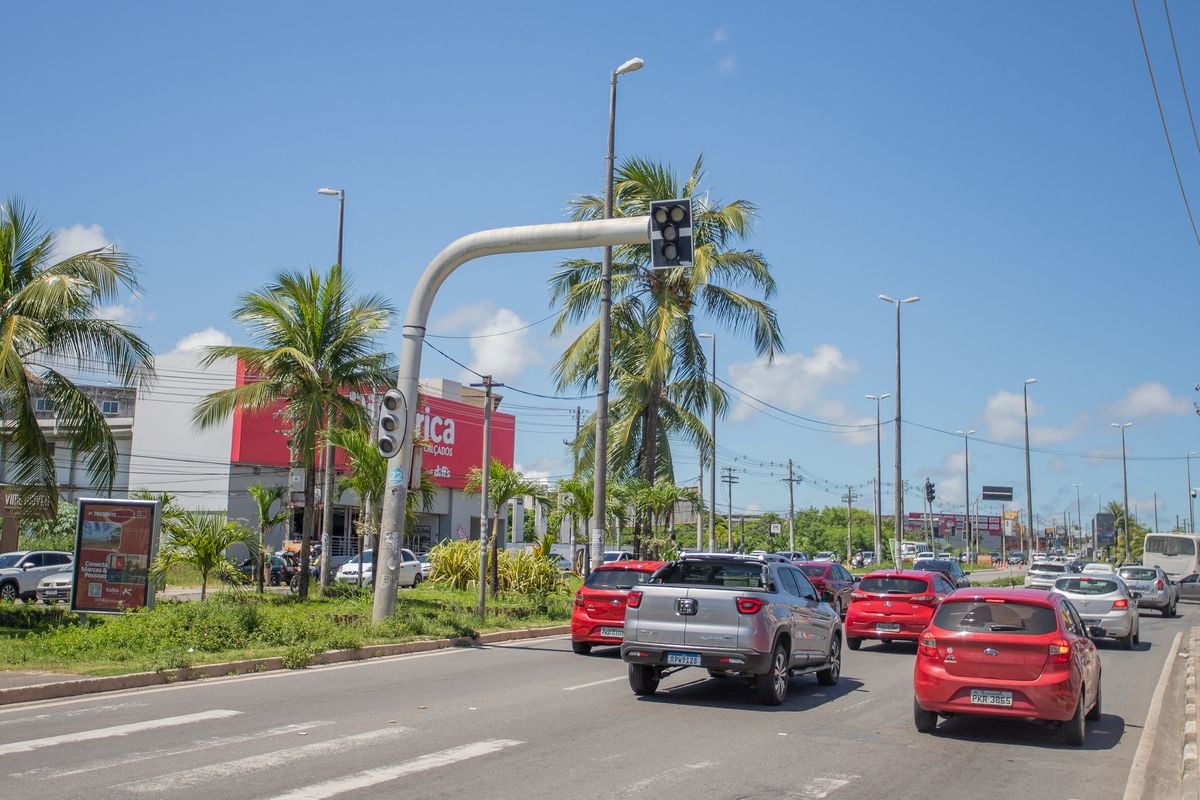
[0,605,1191,800]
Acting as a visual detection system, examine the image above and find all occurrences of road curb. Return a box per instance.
[1185,628,1200,800]
[1124,629,1184,800]
[0,624,570,707]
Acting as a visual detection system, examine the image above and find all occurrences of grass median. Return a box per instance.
[0,583,574,677]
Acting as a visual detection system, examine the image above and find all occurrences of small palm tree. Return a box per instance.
[151,512,258,600]
[0,198,155,510]
[248,484,288,592]
[193,265,394,600]
[464,459,548,595]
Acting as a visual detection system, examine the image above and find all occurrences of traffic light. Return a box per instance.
[375,388,408,458]
[649,198,693,269]
[925,479,935,504]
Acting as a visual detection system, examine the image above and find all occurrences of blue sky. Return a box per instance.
[8,1,1199,532]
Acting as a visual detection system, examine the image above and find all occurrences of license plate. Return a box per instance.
[666,651,702,666]
[970,689,1013,707]
[1083,619,1101,627]
[599,626,624,638]
[875,623,901,632]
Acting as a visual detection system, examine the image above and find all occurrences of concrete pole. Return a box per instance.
[371,216,649,623]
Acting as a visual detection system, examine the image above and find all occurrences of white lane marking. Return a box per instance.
[0,709,241,756]
[19,722,326,779]
[264,738,524,800]
[839,698,873,713]
[620,761,716,797]
[797,774,857,798]
[123,727,413,792]
[562,676,626,691]
[0,701,149,728]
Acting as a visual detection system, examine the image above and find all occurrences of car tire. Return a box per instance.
[1120,628,1135,650]
[847,637,862,651]
[411,572,423,588]
[571,640,592,655]
[1064,690,1087,746]
[0,581,18,603]
[914,696,938,733]
[817,636,841,686]
[1086,678,1102,721]
[1163,604,1172,618]
[629,664,659,696]
[755,641,790,705]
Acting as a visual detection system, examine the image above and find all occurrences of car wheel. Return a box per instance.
[1064,690,1087,746]
[914,696,938,733]
[0,582,18,603]
[1086,678,1102,721]
[1163,604,1172,618]
[847,637,862,651]
[1121,627,1135,650]
[571,640,592,655]
[817,636,841,686]
[755,641,790,705]
[411,572,423,588]
[629,664,659,696]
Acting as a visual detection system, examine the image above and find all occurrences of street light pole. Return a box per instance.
[866,393,890,565]
[957,430,976,559]
[699,333,716,551]
[591,56,644,570]
[880,295,919,567]
[316,186,345,590]
[1111,422,1133,559]
[1073,483,1083,554]
[1187,451,1196,534]
[1022,377,1037,559]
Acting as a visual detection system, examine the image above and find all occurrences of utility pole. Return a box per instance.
[721,467,739,552]
[739,516,746,553]
[1154,491,1159,533]
[697,454,704,551]
[1188,451,1196,534]
[783,459,801,554]
[470,376,501,617]
[842,487,858,562]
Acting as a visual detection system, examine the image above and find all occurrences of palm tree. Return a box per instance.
[150,512,258,600]
[248,484,288,592]
[464,459,548,596]
[551,476,594,559]
[0,198,155,516]
[193,265,394,600]
[549,156,780,485]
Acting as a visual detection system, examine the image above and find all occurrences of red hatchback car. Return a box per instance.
[571,560,665,654]
[913,588,1102,746]
[794,561,857,617]
[845,569,957,649]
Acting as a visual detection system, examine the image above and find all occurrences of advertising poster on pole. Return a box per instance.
[70,498,161,614]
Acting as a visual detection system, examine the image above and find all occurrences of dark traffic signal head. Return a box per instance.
[649,198,693,269]
[925,480,935,503]
[375,388,408,458]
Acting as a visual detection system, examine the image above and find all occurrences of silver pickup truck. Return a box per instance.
[621,553,843,705]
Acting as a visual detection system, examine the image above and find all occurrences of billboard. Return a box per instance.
[1095,512,1117,547]
[71,498,161,614]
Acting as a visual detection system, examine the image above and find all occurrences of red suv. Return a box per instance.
[913,588,1102,746]
[794,561,857,617]
[845,569,956,650]
[571,560,665,654]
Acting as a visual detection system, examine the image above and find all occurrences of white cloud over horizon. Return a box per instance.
[978,389,1080,446]
[432,303,542,385]
[51,223,113,263]
[1108,381,1193,420]
[172,327,233,353]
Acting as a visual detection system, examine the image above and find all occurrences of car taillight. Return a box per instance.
[1157,579,1164,590]
[627,591,642,609]
[1047,639,1071,666]
[918,635,940,660]
[910,595,937,606]
[574,592,584,608]
[736,597,765,614]
[1112,598,1129,610]
[851,592,868,602]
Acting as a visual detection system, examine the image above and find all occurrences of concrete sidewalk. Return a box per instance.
[0,624,570,706]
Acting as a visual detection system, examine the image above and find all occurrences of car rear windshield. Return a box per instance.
[797,565,827,578]
[933,600,1057,634]
[584,569,655,590]
[656,560,766,589]
[1030,563,1065,573]
[1118,568,1158,581]
[858,576,930,595]
[1055,578,1120,595]
[913,560,952,572]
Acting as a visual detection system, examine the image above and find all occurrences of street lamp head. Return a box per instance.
[317,187,342,197]
[698,332,714,340]
[900,296,920,304]
[878,294,895,304]
[1025,377,1038,385]
[956,429,976,437]
[615,57,645,75]
[1110,422,1133,429]
[880,393,892,400]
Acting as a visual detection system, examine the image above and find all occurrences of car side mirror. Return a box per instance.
[1087,626,1107,639]
[1130,591,1142,600]
[820,589,835,604]
[21,563,31,571]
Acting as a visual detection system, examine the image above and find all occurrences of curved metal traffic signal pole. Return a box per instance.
[371,215,651,623]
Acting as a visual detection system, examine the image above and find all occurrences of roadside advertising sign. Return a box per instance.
[71,498,161,614]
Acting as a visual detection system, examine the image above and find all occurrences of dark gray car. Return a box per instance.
[913,558,971,588]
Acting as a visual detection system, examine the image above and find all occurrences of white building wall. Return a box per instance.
[128,351,236,512]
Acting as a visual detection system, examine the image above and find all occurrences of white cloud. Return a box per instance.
[718,54,737,74]
[51,223,113,263]
[712,25,730,44]
[1109,381,1192,420]
[431,304,543,385]
[978,389,1079,446]
[726,344,860,428]
[172,327,233,353]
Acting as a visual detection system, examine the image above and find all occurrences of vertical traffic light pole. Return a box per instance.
[371,216,650,624]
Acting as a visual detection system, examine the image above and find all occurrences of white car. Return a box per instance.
[1024,561,1068,590]
[36,570,74,604]
[1052,574,1140,649]
[335,548,423,589]
[813,551,836,562]
[0,551,74,602]
[914,551,935,562]
[1081,562,1116,575]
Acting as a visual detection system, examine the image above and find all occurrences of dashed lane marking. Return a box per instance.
[0,709,241,757]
